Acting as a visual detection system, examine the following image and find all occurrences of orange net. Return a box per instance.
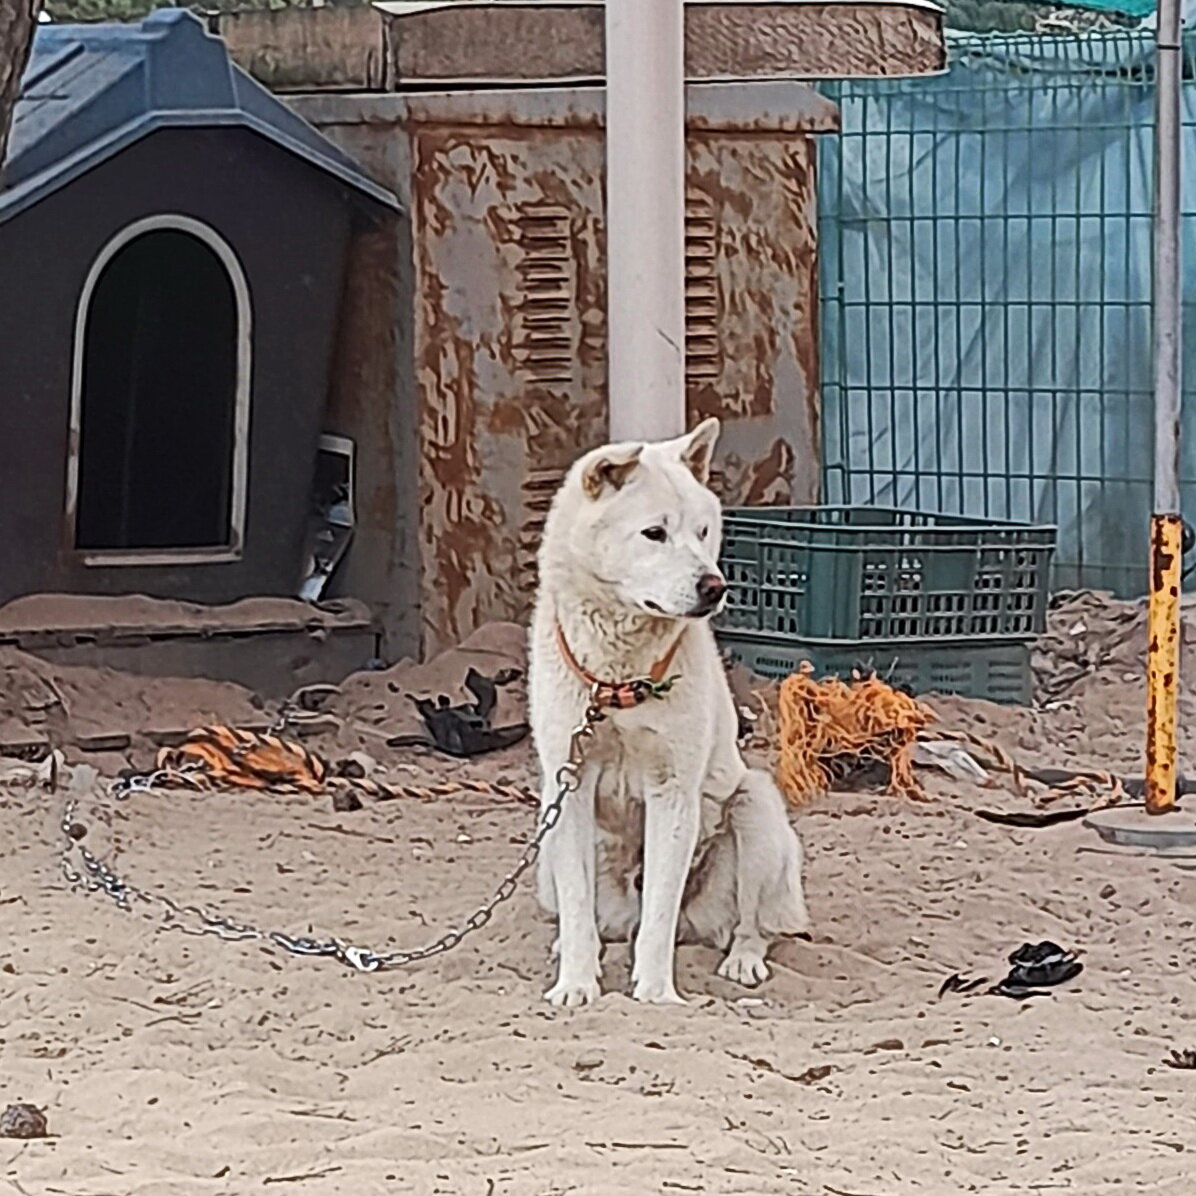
[775,664,937,805]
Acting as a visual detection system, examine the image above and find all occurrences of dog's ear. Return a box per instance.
[679,417,720,484]
[581,444,643,499]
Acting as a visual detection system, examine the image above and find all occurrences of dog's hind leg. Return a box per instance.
[685,770,808,986]
[724,770,808,984]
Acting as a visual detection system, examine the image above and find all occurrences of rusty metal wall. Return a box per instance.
[411,123,608,649]
[686,132,821,509]
[412,125,822,651]
[293,88,830,657]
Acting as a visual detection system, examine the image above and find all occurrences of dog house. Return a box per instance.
[215,0,945,658]
[0,9,397,610]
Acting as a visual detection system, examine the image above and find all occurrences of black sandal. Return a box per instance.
[939,941,1083,1001]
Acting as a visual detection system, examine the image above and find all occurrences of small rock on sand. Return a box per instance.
[0,1103,48,1139]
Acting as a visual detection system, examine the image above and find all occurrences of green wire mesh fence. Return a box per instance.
[818,30,1196,596]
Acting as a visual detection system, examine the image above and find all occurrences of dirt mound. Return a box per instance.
[1033,590,1150,702]
[922,590,1196,780]
[0,646,262,751]
[3,596,1183,790]
[0,592,371,633]
[331,622,528,747]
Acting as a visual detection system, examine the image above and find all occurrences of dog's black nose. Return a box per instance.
[696,573,727,609]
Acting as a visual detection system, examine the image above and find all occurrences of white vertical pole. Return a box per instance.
[1153,0,1184,519]
[605,0,687,442]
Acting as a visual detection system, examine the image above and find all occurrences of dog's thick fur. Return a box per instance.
[529,418,809,1006]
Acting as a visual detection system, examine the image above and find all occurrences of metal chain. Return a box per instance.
[58,695,606,974]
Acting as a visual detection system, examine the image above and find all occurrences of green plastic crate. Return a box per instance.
[718,632,1032,705]
[719,505,1056,643]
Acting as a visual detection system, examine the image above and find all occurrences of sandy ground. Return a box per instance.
[4,595,1196,1195]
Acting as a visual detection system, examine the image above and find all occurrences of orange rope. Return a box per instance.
[776,664,937,805]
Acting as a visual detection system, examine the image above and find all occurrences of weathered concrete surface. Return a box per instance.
[304,115,422,659]
[222,1,945,92]
[293,83,835,654]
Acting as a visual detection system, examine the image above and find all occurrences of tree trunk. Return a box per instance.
[0,0,39,178]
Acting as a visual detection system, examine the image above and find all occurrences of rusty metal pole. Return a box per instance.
[1146,0,1184,815]
[605,0,687,442]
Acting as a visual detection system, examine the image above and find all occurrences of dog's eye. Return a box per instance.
[642,526,667,543]
[699,526,709,541]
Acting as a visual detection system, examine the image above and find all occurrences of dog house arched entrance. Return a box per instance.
[68,214,252,563]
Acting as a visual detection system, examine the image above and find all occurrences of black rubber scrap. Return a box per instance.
[938,973,990,999]
[939,940,1083,1001]
[977,772,1196,828]
[390,667,529,758]
[974,808,1089,829]
[1004,940,1083,988]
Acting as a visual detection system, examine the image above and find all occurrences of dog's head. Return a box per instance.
[551,417,727,621]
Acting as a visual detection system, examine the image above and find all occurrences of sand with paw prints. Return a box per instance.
[3,600,1196,1195]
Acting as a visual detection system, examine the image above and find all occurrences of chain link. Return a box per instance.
[59,696,606,973]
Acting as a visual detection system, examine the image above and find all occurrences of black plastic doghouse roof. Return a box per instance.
[1,7,398,224]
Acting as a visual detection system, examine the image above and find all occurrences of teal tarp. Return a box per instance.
[819,32,1196,594]
[1069,0,1155,18]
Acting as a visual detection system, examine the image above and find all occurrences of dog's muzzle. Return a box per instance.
[690,573,728,618]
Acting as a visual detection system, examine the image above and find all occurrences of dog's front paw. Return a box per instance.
[631,978,687,1005]
[717,943,770,987]
[545,977,601,1008]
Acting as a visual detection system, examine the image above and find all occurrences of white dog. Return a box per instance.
[528,417,809,1007]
